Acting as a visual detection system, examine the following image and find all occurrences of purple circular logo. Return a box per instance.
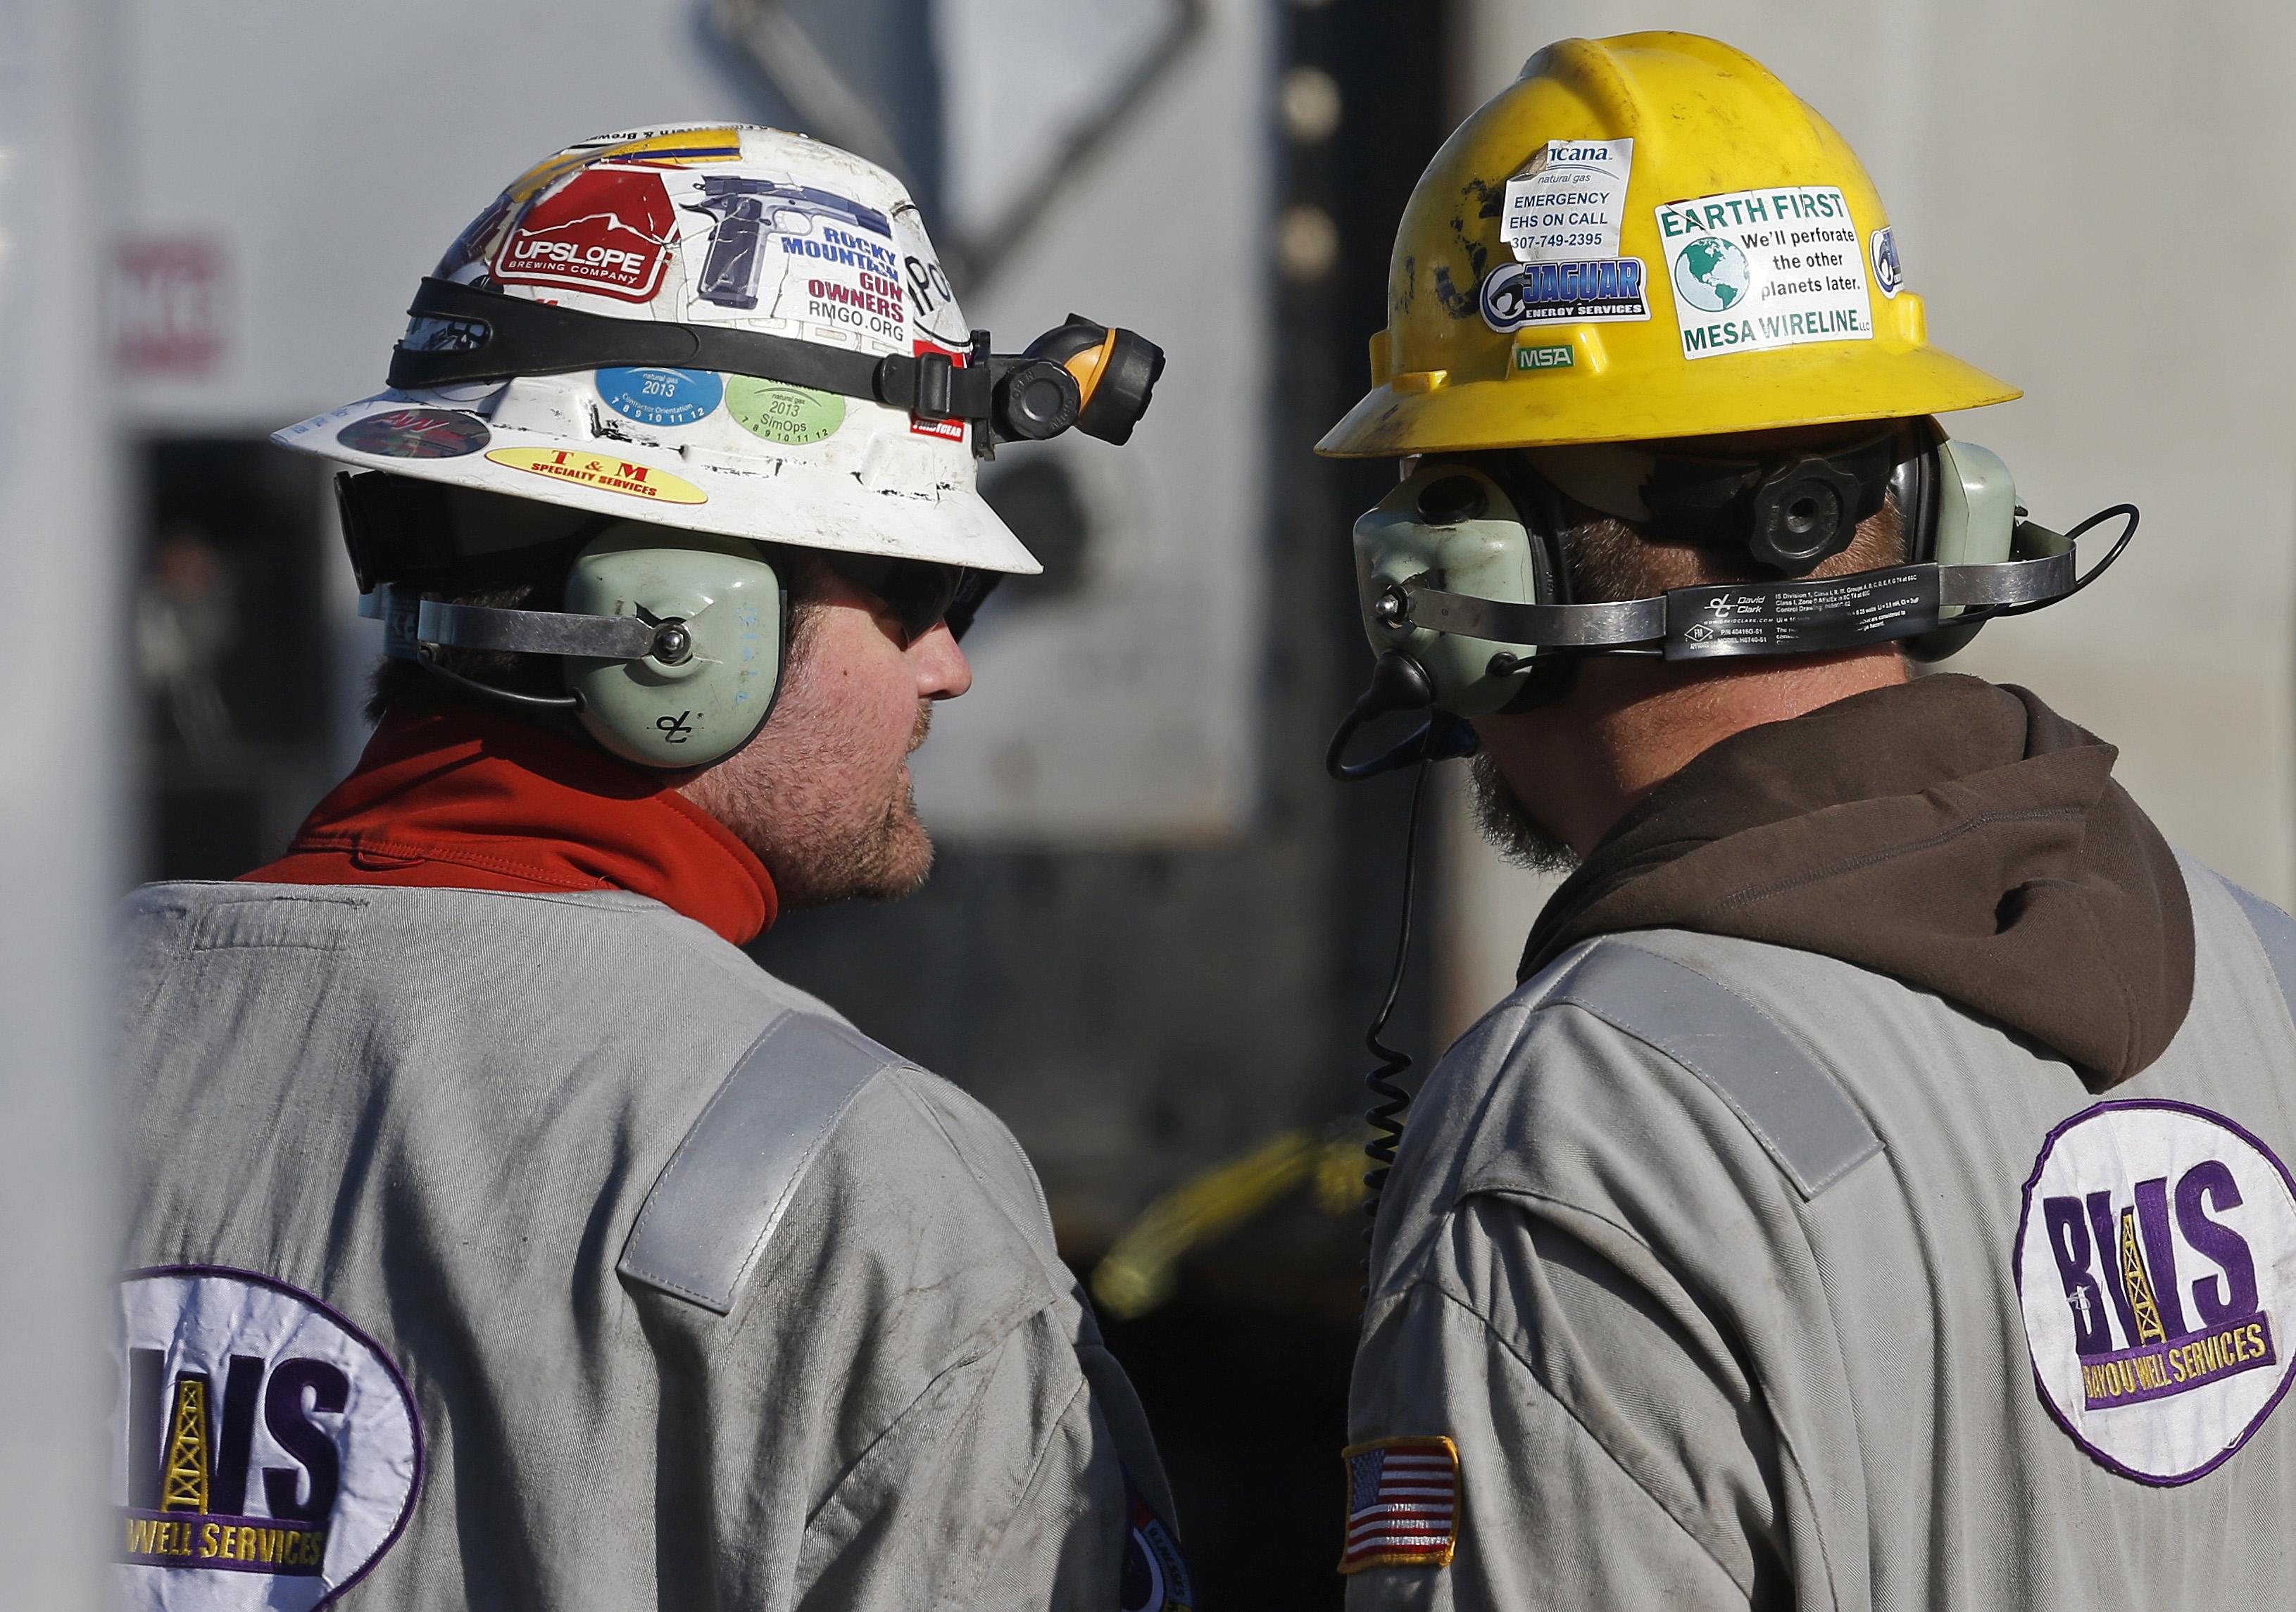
[334,408,489,459]
[2014,1100,2296,1484]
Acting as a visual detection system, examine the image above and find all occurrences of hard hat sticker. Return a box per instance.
[727,376,845,445]
[1479,258,1649,332]
[113,1266,422,1609]
[595,367,724,429]
[2013,1101,2296,1485]
[485,447,706,505]
[334,409,488,460]
[1655,187,1874,361]
[668,174,911,353]
[494,166,681,305]
[1503,139,1633,264]
[1871,227,1903,298]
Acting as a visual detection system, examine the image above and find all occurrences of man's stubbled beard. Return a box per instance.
[1468,749,1578,875]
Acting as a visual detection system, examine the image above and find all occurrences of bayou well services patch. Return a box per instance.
[2014,1101,2296,1484]
[115,1266,422,1609]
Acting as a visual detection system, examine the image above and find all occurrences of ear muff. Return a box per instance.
[560,527,791,769]
[1353,460,1561,717]
[1900,431,2019,662]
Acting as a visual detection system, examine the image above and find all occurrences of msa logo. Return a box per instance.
[2015,1102,2296,1484]
[115,1268,421,1609]
[494,165,679,303]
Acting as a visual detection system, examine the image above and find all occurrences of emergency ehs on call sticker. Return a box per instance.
[1655,186,1872,360]
[2014,1100,2296,1485]
[1503,139,1633,263]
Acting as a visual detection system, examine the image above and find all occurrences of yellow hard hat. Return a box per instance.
[1318,32,2019,457]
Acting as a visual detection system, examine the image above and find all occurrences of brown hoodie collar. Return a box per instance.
[1519,674,2193,1088]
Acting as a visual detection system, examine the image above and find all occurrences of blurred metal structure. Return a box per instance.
[0,0,120,1605]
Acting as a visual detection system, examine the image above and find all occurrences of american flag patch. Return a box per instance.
[1338,1435,1459,1572]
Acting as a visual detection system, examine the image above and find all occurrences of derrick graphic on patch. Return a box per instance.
[1338,1435,1458,1571]
[115,1266,422,1608]
[2014,1101,2296,1485]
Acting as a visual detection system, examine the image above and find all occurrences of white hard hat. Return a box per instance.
[276,123,1041,575]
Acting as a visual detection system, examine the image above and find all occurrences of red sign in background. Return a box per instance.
[115,238,228,376]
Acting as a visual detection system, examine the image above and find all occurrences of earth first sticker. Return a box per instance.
[1655,187,1873,361]
[1503,139,1633,263]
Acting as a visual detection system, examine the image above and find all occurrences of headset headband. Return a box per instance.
[1386,539,2078,661]
[387,277,1109,451]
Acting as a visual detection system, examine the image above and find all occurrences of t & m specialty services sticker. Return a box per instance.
[114,1266,422,1610]
[2014,1102,2296,1484]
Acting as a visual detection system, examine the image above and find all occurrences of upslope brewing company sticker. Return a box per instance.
[1655,186,1872,361]
[115,1267,422,1611]
[1503,139,1633,263]
[2014,1101,2296,1484]
[494,165,681,304]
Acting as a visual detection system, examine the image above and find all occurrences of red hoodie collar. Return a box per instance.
[243,705,777,944]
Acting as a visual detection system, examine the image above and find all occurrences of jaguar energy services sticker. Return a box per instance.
[115,1267,422,1610]
[2014,1101,2296,1484]
[1871,226,1903,298]
[1503,139,1633,263]
[1479,258,1648,332]
[1655,186,1873,360]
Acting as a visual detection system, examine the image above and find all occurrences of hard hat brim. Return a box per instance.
[1316,339,2020,458]
[277,393,1043,576]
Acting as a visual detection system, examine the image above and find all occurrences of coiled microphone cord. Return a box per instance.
[1360,753,1433,1276]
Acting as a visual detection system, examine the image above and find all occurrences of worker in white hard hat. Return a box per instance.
[1319,35,2296,1611]
[112,124,1190,1611]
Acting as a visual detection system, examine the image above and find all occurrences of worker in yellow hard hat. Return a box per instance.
[1322,33,2296,1611]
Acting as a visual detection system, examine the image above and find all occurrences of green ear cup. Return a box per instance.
[561,525,788,769]
[1353,462,1550,716]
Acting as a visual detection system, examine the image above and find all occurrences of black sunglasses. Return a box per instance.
[818,553,1003,646]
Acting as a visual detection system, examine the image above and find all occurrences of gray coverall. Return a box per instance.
[113,881,1180,1611]
[1343,859,2296,1609]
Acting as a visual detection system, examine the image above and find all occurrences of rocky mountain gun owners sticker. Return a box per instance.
[1655,186,1873,362]
[2014,1100,2296,1484]
[115,1266,422,1610]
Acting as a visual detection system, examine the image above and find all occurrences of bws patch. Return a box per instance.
[115,1267,422,1610]
[2014,1102,2296,1484]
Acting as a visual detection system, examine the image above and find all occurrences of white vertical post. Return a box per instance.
[0,0,123,1604]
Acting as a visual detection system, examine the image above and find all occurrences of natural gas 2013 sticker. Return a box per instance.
[1655,187,1872,361]
[595,367,723,429]
[485,447,706,505]
[334,409,489,460]
[727,376,845,445]
[1870,227,1903,298]
[494,165,680,304]
[1480,258,1648,331]
[1503,139,1633,264]
[2014,1100,2296,1485]
[114,1266,422,1611]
